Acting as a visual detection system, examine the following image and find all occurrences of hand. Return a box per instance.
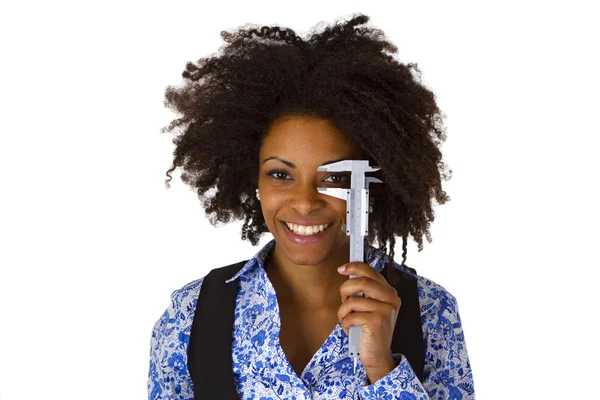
[337,262,401,375]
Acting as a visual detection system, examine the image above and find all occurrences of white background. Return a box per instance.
[1,1,598,399]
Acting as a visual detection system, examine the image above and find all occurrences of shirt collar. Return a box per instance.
[225,237,393,283]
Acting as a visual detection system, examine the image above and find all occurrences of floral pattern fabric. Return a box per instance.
[148,238,475,399]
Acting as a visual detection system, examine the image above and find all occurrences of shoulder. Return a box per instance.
[400,267,474,395]
[147,261,247,398]
[148,276,206,399]
[151,276,206,343]
[396,264,463,329]
[165,258,248,324]
[168,276,206,330]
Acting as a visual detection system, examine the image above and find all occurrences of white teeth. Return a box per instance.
[285,222,330,236]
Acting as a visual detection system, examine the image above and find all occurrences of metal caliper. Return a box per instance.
[316,160,382,374]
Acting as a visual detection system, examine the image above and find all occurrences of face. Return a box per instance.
[257,115,364,266]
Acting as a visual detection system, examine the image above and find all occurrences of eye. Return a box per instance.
[266,169,290,180]
[266,169,350,184]
[324,173,351,184]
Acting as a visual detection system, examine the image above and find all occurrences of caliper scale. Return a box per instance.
[316,160,382,373]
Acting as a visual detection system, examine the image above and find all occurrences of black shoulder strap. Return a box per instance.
[187,260,247,400]
[389,265,425,382]
[188,260,424,399]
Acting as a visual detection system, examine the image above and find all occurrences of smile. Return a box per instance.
[284,222,331,235]
[281,221,334,244]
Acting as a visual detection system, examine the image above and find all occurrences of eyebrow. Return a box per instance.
[262,156,348,169]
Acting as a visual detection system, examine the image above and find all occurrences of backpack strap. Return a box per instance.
[188,260,247,400]
[389,265,425,382]
[188,260,424,399]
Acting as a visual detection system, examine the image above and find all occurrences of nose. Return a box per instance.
[289,184,327,214]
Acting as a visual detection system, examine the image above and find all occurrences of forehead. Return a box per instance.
[260,116,362,159]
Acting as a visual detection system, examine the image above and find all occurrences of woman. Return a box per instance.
[148,14,475,399]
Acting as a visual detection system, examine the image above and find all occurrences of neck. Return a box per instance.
[264,242,349,310]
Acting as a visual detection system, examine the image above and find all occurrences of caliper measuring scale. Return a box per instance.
[316,159,382,374]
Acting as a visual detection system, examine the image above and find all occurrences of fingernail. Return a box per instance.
[337,265,346,272]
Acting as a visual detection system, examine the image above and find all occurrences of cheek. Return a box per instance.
[332,202,348,223]
[258,196,279,229]
[260,193,280,213]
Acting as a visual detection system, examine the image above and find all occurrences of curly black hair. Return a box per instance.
[161,13,452,280]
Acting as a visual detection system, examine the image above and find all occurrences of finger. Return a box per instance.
[339,277,398,304]
[339,262,390,287]
[337,296,399,323]
[339,307,394,336]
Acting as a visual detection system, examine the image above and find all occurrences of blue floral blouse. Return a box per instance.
[148,239,475,399]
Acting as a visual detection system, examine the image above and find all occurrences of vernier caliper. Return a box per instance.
[316,160,383,374]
